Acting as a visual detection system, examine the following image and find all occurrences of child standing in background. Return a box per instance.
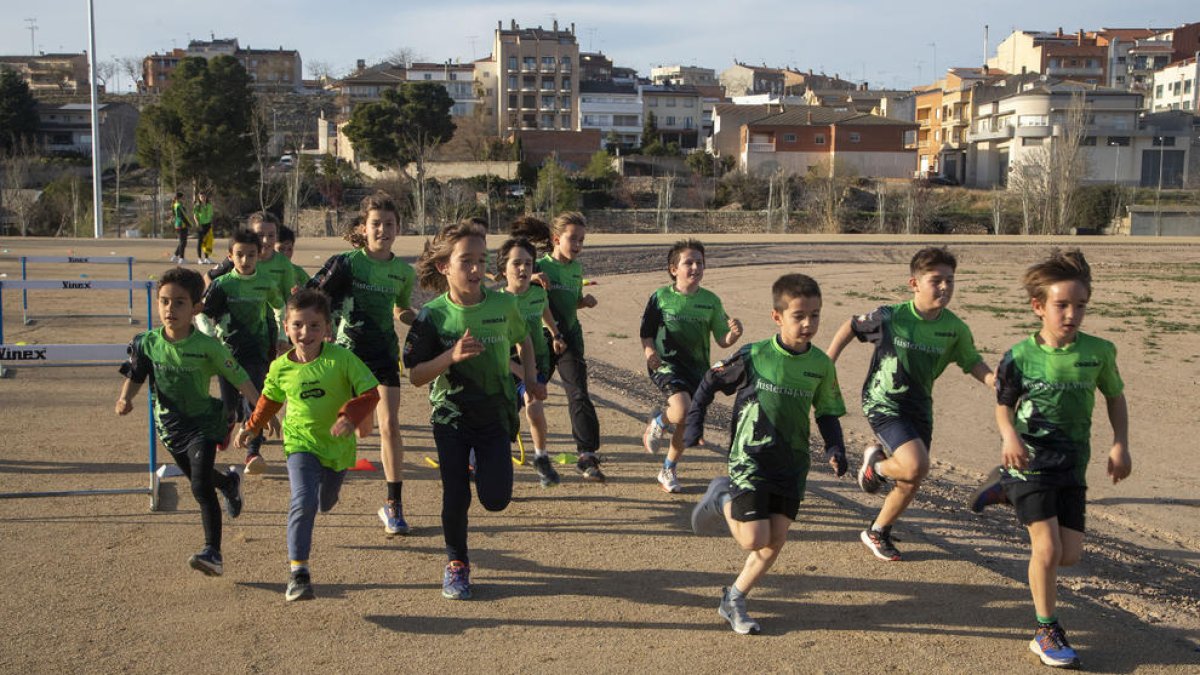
[194,191,215,264]
[276,224,311,288]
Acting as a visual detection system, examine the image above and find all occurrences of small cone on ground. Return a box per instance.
[349,458,376,471]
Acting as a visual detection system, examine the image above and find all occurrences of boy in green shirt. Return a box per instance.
[170,192,193,264]
[193,191,215,264]
[237,289,381,601]
[200,229,282,473]
[116,267,260,577]
[686,273,847,635]
[826,247,994,562]
[207,212,296,357]
[276,224,311,288]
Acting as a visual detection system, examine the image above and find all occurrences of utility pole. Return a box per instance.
[25,18,38,55]
[87,0,103,238]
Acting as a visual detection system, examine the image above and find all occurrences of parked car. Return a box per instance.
[505,184,526,197]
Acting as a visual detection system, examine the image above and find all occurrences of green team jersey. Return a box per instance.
[685,337,846,500]
[261,343,380,471]
[200,270,281,363]
[851,301,982,426]
[499,284,552,378]
[290,261,311,288]
[997,332,1123,486]
[309,249,414,364]
[193,202,213,226]
[209,253,295,343]
[121,327,249,451]
[171,201,188,229]
[402,288,528,437]
[640,285,731,388]
[538,254,584,347]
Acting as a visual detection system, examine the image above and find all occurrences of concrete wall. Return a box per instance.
[1129,208,1200,236]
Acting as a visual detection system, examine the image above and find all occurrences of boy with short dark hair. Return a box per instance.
[972,248,1129,669]
[276,224,311,288]
[170,192,193,264]
[686,273,847,635]
[200,229,282,474]
[827,247,994,562]
[208,213,296,357]
[116,267,259,576]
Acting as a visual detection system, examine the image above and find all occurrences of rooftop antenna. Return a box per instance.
[466,35,478,60]
[24,18,37,56]
[587,28,597,52]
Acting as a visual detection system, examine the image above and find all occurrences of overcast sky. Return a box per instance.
[1,1,1194,92]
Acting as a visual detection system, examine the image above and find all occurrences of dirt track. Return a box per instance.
[1,234,1198,673]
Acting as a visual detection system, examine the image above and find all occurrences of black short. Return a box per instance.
[363,355,401,388]
[648,366,700,399]
[867,414,933,453]
[1005,481,1086,532]
[729,490,799,522]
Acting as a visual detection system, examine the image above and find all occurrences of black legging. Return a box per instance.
[550,330,600,453]
[219,355,269,455]
[174,227,189,259]
[196,224,212,259]
[170,434,233,552]
[433,422,513,565]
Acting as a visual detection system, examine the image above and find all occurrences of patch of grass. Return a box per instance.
[1012,320,1041,331]
[962,303,1026,318]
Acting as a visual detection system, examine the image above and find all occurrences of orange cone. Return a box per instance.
[349,458,376,471]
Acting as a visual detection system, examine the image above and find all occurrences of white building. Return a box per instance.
[579,81,641,149]
[406,62,480,117]
[1150,55,1199,112]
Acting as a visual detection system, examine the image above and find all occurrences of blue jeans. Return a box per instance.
[286,452,346,562]
[433,422,514,564]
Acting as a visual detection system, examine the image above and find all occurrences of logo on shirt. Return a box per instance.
[482,317,506,325]
[1075,360,1100,368]
[934,331,957,338]
[694,304,713,310]
[803,371,823,379]
[300,388,326,400]
[224,359,236,370]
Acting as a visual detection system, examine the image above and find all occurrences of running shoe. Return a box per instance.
[657,466,682,493]
[857,445,887,494]
[718,587,761,635]
[969,465,1009,513]
[285,569,315,602]
[219,465,243,519]
[691,476,730,536]
[533,455,561,488]
[577,453,606,482]
[188,548,223,577]
[378,502,410,536]
[861,525,902,562]
[244,453,267,475]
[1029,622,1080,668]
[442,560,472,600]
[642,414,666,454]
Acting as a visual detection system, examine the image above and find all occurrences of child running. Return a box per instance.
[970,249,1129,669]
[116,267,257,576]
[199,229,282,473]
[495,235,567,488]
[403,219,544,600]
[640,238,743,493]
[208,213,296,359]
[276,224,311,288]
[170,192,193,264]
[235,289,381,601]
[826,247,994,562]
[686,273,847,634]
[309,195,415,536]
[530,212,604,481]
[194,191,215,264]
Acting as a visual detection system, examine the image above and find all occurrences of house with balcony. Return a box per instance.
[640,84,703,149]
[737,107,916,178]
[140,38,302,93]
[650,65,717,87]
[0,53,91,95]
[914,67,1008,182]
[477,19,580,136]
[967,78,1189,188]
[406,62,480,117]
[579,81,641,149]
[988,29,1108,85]
[1150,55,1199,113]
[36,102,138,156]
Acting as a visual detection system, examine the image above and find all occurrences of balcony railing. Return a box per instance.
[966,124,1014,142]
[746,142,776,153]
[541,64,557,73]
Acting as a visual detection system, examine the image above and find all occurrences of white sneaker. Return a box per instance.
[690,476,730,535]
[642,414,666,454]
[657,466,682,493]
[718,586,761,635]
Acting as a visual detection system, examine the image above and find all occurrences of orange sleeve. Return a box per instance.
[245,397,284,435]
[337,389,381,426]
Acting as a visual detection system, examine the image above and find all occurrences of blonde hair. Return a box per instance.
[415,219,489,292]
[1023,248,1092,302]
[551,211,586,238]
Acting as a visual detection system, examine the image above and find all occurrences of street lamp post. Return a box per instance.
[87,0,103,238]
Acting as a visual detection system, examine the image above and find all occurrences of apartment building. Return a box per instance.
[967,79,1189,188]
[330,61,407,115]
[579,52,613,82]
[477,19,580,136]
[140,38,302,93]
[36,102,138,156]
[579,81,641,149]
[640,84,703,149]
[914,67,1007,182]
[1094,28,1166,89]
[782,69,857,95]
[1151,55,1199,112]
[406,62,479,117]
[719,62,785,97]
[738,107,917,178]
[988,29,1108,85]
[650,65,717,87]
[0,53,90,94]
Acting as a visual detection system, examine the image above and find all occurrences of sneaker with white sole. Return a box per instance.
[533,455,561,488]
[857,445,887,494]
[1029,622,1080,668]
[642,414,666,454]
[244,453,267,475]
[442,560,471,600]
[718,587,761,635]
[969,465,1009,513]
[219,466,243,519]
[691,476,730,536]
[188,548,223,576]
[576,453,606,482]
[285,569,315,601]
[657,466,682,493]
[861,525,902,561]
[378,502,410,536]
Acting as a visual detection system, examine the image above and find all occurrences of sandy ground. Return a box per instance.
[1,234,1198,673]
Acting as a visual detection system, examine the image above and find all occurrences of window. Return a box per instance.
[1152,136,1176,146]
[1186,101,1192,110]
[507,56,518,70]
[814,133,825,145]
[665,116,676,126]
[561,77,571,90]
[613,114,638,127]
[542,56,555,66]
[522,95,535,109]
[1022,137,1044,146]
[541,95,555,110]
[1018,114,1048,127]
[541,113,555,127]
[523,57,536,70]
[684,98,694,108]
[542,79,555,91]
[1081,136,1097,146]
[1117,56,1126,64]
[849,132,861,143]
[782,133,797,142]
[666,98,676,107]
[1185,80,1193,93]
[562,114,571,128]
[508,94,518,109]
[1156,84,1163,97]
[449,73,458,81]
[423,73,432,80]
[648,98,658,107]
[934,130,941,141]
[508,75,517,89]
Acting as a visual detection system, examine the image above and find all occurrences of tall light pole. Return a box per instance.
[1155,135,1165,236]
[87,0,103,237]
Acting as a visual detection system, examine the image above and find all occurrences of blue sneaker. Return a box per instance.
[1029,622,1080,668]
[442,560,471,600]
[969,465,1009,513]
[219,466,243,519]
[188,548,223,576]
[378,502,410,536]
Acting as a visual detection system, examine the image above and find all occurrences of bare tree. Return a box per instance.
[249,98,287,213]
[117,56,143,95]
[384,48,425,68]
[1050,92,1089,233]
[901,178,933,235]
[102,112,136,235]
[0,139,41,236]
[306,60,339,83]
[806,159,852,233]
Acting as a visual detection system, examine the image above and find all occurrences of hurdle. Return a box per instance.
[0,279,161,510]
[19,255,137,325]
